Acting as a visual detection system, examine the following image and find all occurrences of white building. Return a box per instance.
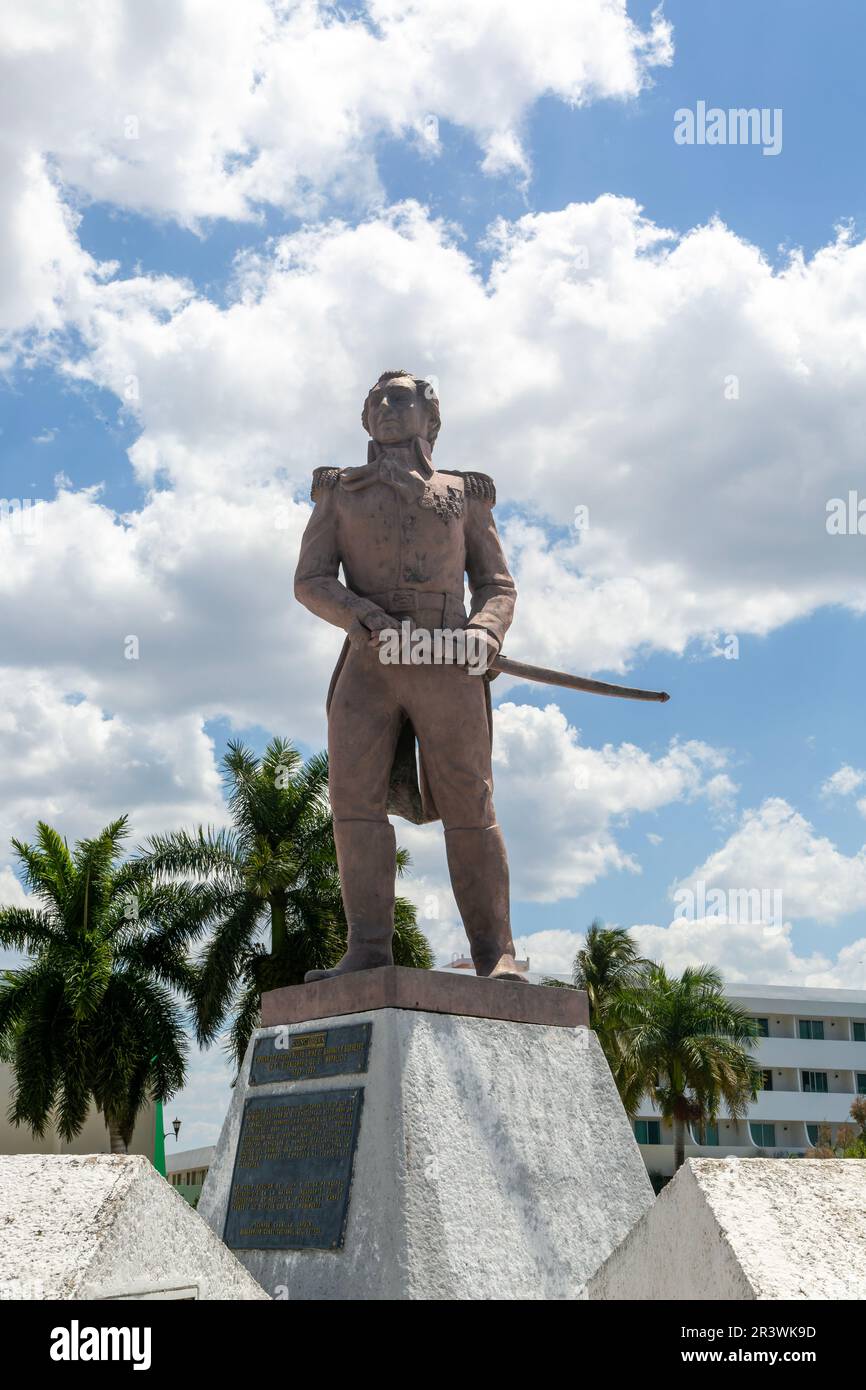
[0,1063,155,1158]
[634,985,866,1176]
[166,1144,216,1205]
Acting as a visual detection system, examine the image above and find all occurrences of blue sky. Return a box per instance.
[2,1,866,1144]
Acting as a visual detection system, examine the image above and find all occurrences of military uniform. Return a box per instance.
[294,435,518,976]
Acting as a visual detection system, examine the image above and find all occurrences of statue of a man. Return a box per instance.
[294,369,523,982]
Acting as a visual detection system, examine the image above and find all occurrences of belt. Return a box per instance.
[362,588,462,615]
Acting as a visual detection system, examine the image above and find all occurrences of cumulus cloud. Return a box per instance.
[0,149,101,357]
[508,915,866,989]
[821,764,866,797]
[4,195,866,939]
[512,928,585,977]
[821,764,866,818]
[630,917,866,991]
[0,669,226,877]
[631,918,831,985]
[0,481,343,738]
[0,1,671,215]
[672,798,866,926]
[25,196,866,687]
[0,0,671,346]
[398,701,732,902]
[0,866,28,909]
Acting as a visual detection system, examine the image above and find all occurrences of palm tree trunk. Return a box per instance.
[107,1119,128,1154]
[673,1115,686,1172]
[270,891,287,955]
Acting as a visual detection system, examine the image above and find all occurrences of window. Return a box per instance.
[753,1017,769,1037]
[799,1019,824,1040]
[691,1121,719,1146]
[750,1122,776,1147]
[634,1119,661,1145]
[854,1021,866,1043]
[857,1074,866,1096]
[760,1069,773,1091]
[802,1070,828,1093]
[806,1124,820,1146]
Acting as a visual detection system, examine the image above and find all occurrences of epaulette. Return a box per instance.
[440,470,496,503]
[311,466,341,497]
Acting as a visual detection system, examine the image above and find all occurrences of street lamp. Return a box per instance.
[163,1117,181,1142]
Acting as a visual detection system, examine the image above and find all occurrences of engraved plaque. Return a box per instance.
[249,1023,371,1086]
[224,1089,364,1251]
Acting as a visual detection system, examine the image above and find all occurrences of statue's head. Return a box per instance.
[362,370,441,450]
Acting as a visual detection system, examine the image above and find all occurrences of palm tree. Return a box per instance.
[617,963,760,1172]
[135,738,433,1070]
[0,818,205,1152]
[571,921,651,1086]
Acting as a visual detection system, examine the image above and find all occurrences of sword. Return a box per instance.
[490,654,670,703]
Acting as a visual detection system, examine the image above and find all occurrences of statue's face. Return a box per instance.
[366,376,429,446]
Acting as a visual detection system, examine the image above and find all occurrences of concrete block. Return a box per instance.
[585,1157,866,1300]
[0,1154,269,1300]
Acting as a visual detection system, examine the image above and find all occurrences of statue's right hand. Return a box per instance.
[348,607,395,650]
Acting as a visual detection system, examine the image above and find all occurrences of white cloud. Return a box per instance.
[5,197,866,912]
[673,798,866,926]
[0,1,671,216]
[507,915,866,990]
[821,764,866,801]
[399,702,731,903]
[630,917,866,991]
[0,866,28,909]
[631,918,831,985]
[0,482,341,738]
[0,149,100,357]
[0,668,226,862]
[0,0,671,347]
[512,928,583,977]
[22,195,865,686]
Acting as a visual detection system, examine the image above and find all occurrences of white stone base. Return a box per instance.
[198,1007,654,1300]
[584,1157,866,1300]
[0,1154,269,1300]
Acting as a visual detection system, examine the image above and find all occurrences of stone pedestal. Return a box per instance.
[198,967,654,1300]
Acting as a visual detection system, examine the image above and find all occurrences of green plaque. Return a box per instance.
[249,1023,371,1085]
[225,1089,364,1250]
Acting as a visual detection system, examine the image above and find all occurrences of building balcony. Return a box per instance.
[753,1037,866,1069]
[639,1088,860,1124]
[748,1090,856,1122]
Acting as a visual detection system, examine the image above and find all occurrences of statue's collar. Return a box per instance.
[369,436,433,476]
[340,436,434,492]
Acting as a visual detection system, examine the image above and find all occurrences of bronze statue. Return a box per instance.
[294,370,669,984]
[294,369,523,981]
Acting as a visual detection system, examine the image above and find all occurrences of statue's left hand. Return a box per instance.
[464,627,500,675]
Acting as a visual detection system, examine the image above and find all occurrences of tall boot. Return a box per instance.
[444,824,526,982]
[305,819,397,981]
